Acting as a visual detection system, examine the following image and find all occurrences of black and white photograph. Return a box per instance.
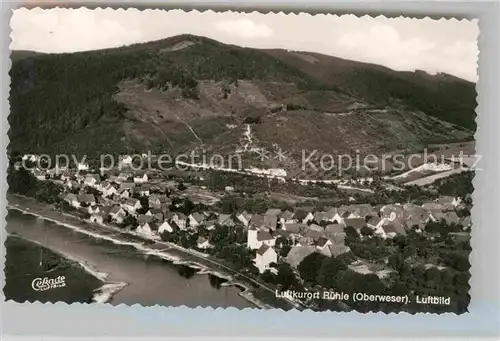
[5,8,478,314]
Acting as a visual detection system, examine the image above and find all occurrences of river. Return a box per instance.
[5,209,253,308]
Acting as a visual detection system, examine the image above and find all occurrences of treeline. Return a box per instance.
[7,167,63,205]
[434,171,474,200]
[9,49,150,156]
[8,37,325,157]
[337,68,477,130]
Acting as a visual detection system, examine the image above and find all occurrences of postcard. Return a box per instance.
[5,8,478,314]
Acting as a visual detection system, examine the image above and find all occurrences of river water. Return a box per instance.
[5,209,253,309]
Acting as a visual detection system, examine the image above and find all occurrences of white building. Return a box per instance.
[188,213,205,229]
[254,245,278,274]
[102,183,117,198]
[77,162,90,171]
[302,212,314,224]
[197,237,212,250]
[158,221,175,234]
[133,173,149,184]
[247,229,276,250]
[123,198,141,216]
[237,211,252,227]
[119,155,133,168]
[109,206,126,224]
[136,222,158,236]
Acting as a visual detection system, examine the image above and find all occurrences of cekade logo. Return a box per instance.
[31,276,66,291]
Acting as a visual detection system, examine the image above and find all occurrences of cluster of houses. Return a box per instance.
[240,198,469,274]
[28,163,470,277]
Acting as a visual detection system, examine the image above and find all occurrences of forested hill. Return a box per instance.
[8,34,476,159]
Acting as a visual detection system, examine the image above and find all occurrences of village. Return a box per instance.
[17,153,472,288]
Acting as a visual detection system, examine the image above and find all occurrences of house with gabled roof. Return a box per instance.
[218,214,235,227]
[321,244,351,257]
[188,212,206,229]
[254,245,278,274]
[284,245,315,268]
[136,221,159,236]
[279,210,296,224]
[119,155,133,168]
[101,182,117,198]
[109,205,126,224]
[77,194,96,207]
[237,211,252,227]
[247,228,276,250]
[84,174,101,188]
[197,236,213,250]
[123,197,141,216]
[166,212,187,230]
[134,173,149,184]
[316,237,333,252]
[158,220,177,234]
[323,208,345,225]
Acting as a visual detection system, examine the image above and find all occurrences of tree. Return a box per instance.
[316,257,347,288]
[122,215,137,228]
[360,225,374,237]
[7,167,38,196]
[177,182,186,191]
[344,226,359,243]
[298,252,327,285]
[402,244,417,259]
[260,270,276,283]
[275,263,298,290]
[388,253,404,271]
[217,245,255,269]
[279,244,292,258]
[220,197,238,214]
[424,267,442,290]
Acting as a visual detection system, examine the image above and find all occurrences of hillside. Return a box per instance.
[8,34,476,170]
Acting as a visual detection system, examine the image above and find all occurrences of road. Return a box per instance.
[7,194,307,311]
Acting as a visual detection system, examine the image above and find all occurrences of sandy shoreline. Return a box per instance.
[6,196,271,309]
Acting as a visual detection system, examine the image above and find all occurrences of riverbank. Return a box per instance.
[6,194,294,309]
[4,235,109,304]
